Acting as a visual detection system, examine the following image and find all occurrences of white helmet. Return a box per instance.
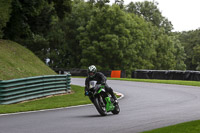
[88,65,97,78]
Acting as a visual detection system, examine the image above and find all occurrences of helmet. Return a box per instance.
[88,65,97,78]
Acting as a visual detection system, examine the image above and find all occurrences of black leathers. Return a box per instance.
[85,72,117,100]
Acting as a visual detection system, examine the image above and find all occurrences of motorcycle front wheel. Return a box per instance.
[93,95,107,116]
[112,103,120,115]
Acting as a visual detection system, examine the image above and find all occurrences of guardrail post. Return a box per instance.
[0,80,2,104]
[66,73,71,93]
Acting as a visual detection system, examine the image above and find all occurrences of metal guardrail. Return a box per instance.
[0,74,71,104]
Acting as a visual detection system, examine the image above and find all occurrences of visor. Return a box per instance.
[89,72,94,76]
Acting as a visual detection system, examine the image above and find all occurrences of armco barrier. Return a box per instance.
[0,74,71,104]
[132,70,200,81]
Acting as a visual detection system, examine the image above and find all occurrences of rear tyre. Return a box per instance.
[93,96,107,116]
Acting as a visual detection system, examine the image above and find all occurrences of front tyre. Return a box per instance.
[93,96,107,116]
[112,103,120,115]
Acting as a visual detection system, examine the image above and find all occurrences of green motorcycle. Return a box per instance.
[87,81,120,116]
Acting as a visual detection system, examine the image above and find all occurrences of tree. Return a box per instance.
[49,0,72,19]
[87,0,110,8]
[126,1,173,34]
[193,45,200,70]
[151,29,175,69]
[178,29,200,70]
[0,0,12,38]
[115,0,124,9]
[3,0,55,44]
[3,0,72,63]
[80,5,133,71]
[79,5,159,75]
[58,0,94,68]
[172,35,186,70]
[46,0,94,68]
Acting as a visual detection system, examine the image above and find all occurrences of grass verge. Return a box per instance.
[109,78,200,87]
[142,120,200,133]
[0,85,91,114]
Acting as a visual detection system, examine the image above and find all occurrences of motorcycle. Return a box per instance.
[87,81,120,116]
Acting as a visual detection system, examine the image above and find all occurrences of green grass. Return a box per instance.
[0,40,56,80]
[142,120,200,133]
[109,78,200,87]
[0,85,91,114]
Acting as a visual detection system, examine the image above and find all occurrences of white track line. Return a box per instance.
[0,104,93,116]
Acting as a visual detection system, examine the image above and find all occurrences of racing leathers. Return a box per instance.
[85,72,117,101]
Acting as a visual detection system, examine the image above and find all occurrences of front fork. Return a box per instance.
[105,97,115,111]
[94,87,115,112]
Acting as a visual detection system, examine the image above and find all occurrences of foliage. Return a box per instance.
[49,0,72,19]
[0,0,12,38]
[193,45,200,70]
[79,5,136,71]
[172,35,186,70]
[3,0,71,63]
[150,29,186,70]
[125,1,173,34]
[178,29,200,70]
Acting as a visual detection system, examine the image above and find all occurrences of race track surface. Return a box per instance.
[1,78,200,133]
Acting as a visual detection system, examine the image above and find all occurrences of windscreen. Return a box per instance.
[89,81,97,89]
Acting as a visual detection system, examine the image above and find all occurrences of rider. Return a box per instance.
[84,65,118,104]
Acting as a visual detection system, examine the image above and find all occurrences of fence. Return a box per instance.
[0,74,71,104]
[132,70,200,81]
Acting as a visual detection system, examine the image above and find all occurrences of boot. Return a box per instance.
[111,92,118,105]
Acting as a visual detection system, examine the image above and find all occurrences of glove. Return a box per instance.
[101,82,105,85]
[85,91,89,96]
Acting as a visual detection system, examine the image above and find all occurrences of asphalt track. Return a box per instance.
[1,78,200,133]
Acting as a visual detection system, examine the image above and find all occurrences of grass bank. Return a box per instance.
[0,40,56,80]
